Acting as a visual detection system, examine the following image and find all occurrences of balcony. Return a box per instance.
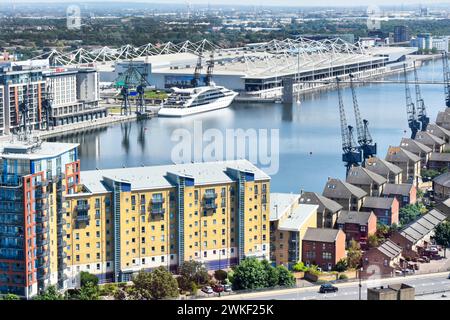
[36,247,49,257]
[76,214,90,222]
[57,240,67,248]
[36,225,49,234]
[36,237,49,246]
[57,229,67,237]
[34,190,48,200]
[75,203,90,212]
[151,197,165,205]
[35,202,49,211]
[203,202,218,210]
[56,218,67,226]
[35,214,49,223]
[150,206,165,215]
[35,180,49,188]
[204,192,218,200]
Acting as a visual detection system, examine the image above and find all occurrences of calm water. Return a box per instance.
[51,59,447,193]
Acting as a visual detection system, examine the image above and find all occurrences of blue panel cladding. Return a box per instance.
[30,160,35,174]
[185,177,195,186]
[121,182,131,192]
[204,258,239,271]
[245,172,255,181]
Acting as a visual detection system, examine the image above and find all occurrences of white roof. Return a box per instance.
[0,140,78,160]
[270,193,301,221]
[80,159,270,194]
[277,204,318,231]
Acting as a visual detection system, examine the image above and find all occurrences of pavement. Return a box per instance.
[202,272,450,300]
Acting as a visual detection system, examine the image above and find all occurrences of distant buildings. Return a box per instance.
[367,283,415,300]
[410,33,449,53]
[394,26,410,43]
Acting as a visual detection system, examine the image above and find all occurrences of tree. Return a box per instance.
[33,285,65,300]
[214,269,228,282]
[177,260,209,291]
[232,257,268,290]
[347,240,362,268]
[276,265,295,287]
[1,294,20,300]
[399,204,424,226]
[434,221,450,258]
[334,258,348,272]
[292,261,308,272]
[132,269,153,300]
[80,271,99,287]
[368,234,380,248]
[262,259,279,287]
[148,267,179,300]
[78,282,100,300]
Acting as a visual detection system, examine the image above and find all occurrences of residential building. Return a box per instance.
[414,131,446,153]
[427,152,450,171]
[426,123,450,143]
[410,33,433,50]
[336,210,377,249]
[0,139,80,298]
[385,147,421,185]
[346,166,387,197]
[394,26,410,43]
[270,202,318,268]
[298,191,342,228]
[301,228,346,271]
[364,156,403,184]
[368,283,415,300]
[431,37,449,53]
[389,208,448,259]
[435,109,450,130]
[399,138,432,167]
[381,183,416,208]
[362,240,403,277]
[322,178,367,211]
[361,196,399,225]
[432,172,450,202]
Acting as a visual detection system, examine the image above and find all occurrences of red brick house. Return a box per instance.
[362,240,403,278]
[381,183,416,208]
[361,196,399,226]
[336,210,377,250]
[302,228,346,271]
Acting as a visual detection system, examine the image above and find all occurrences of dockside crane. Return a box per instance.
[205,50,215,86]
[18,84,31,139]
[42,83,54,131]
[443,52,450,108]
[191,53,203,88]
[413,61,429,131]
[403,64,421,139]
[337,77,362,175]
[349,74,376,163]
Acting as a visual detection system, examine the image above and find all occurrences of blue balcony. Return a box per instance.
[204,192,218,200]
[35,202,49,211]
[203,202,218,210]
[75,203,90,212]
[35,214,49,223]
[76,214,90,222]
[151,197,165,205]
[150,206,165,215]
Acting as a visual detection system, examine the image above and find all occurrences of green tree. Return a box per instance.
[78,282,100,300]
[232,257,268,290]
[262,259,279,287]
[347,240,362,268]
[368,234,380,248]
[177,260,209,291]
[292,261,308,272]
[214,269,228,282]
[33,285,65,300]
[334,258,348,272]
[148,267,179,300]
[80,271,99,287]
[1,293,20,300]
[276,265,295,287]
[434,221,450,258]
[131,269,153,300]
[399,203,424,226]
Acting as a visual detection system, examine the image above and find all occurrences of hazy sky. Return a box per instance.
[5,0,450,7]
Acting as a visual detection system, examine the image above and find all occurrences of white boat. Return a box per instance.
[158,84,238,117]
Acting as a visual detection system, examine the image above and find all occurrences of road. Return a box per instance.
[205,272,450,300]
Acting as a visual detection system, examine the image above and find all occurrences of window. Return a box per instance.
[322,252,332,260]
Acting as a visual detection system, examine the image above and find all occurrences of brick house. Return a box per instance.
[336,210,377,250]
[302,228,346,271]
[322,178,367,211]
[414,131,446,153]
[432,172,450,202]
[362,240,403,278]
[299,191,343,228]
[364,156,403,184]
[389,209,448,259]
[361,196,399,226]
[381,183,416,208]
[399,138,432,168]
[385,147,421,186]
[346,166,387,197]
[427,152,450,171]
[426,123,450,144]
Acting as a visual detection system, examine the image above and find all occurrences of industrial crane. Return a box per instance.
[191,53,203,88]
[443,52,450,108]
[42,83,54,131]
[403,64,421,139]
[349,74,376,163]
[18,84,31,139]
[337,77,362,175]
[205,50,215,86]
[413,61,429,131]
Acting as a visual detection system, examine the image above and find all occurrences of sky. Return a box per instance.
[4,0,450,7]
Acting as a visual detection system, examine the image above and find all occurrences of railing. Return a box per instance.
[151,206,165,215]
[35,202,49,211]
[36,214,49,223]
[36,225,49,234]
[204,202,218,210]
[76,214,90,222]
[57,229,67,237]
[75,203,90,211]
[204,193,218,200]
[95,212,101,219]
[151,197,165,204]
[57,240,67,248]
[36,237,49,246]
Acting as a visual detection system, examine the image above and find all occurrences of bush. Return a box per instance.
[276,265,295,287]
[99,283,119,296]
[306,265,322,276]
[80,271,99,288]
[214,269,228,282]
[292,262,308,272]
[338,274,348,280]
[1,293,20,300]
[334,258,348,272]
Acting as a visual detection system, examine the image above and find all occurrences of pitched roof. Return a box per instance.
[382,183,414,197]
[346,166,387,186]
[436,110,450,127]
[270,193,301,221]
[435,198,450,216]
[376,239,403,259]
[322,178,367,199]
[303,227,342,243]
[277,204,319,231]
[432,172,450,187]
[362,196,395,210]
[364,157,403,177]
[429,152,450,162]
[400,138,432,154]
[399,209,447,244]
[337,210,375,226]
[385,146,421,163]
[426,123,450,139]
[299,191,343,213]
[415,132,446,146]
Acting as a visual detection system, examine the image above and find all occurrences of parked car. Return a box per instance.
[201,286,213,294]
[421,256,430,263]
[319,283,338,293]
[223,284,232,292]
[212,284,224,293]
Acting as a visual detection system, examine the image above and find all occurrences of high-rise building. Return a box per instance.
[394,26,410,43]
[0,140,271,297]
[0,139,80,298]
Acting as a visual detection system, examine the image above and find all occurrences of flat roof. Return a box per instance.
[270,193,300,221]
[0,140,79,160]
[277,204,318,231]
[80,159,270,194]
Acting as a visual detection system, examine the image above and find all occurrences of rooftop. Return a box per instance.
[80,159,270,194]
[426,123,450,139]
[0,139,78,160]
[346,166,387,186]
[277,204,319,232]
[400,138,432,154]
[414,132,446,146]
[432,172,450,187]
[399,209,447,244]
[303,227,342,243]
[382,183,414,197]
[322,178,367,200]
[429,152,450,162]
[362,196,395,210]
[270,193,300,221]
[376,239,403,259]
[364,157,403,177]
[337,210,375,226]
[386,147,421,163]
[299,191,343,213]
